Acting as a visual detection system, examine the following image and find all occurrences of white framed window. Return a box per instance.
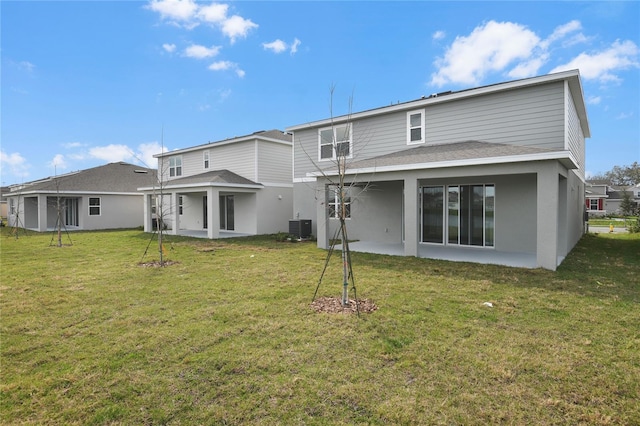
[178,196,183,215]
[407,110,425,145]
[203,151,210,169]
[88,197,101,216]
[169,156,182,177]
[327,185,351,219]
[9,198,15,215]
[319,124,352,161]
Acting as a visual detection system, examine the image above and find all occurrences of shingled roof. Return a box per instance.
[353,141,555,168]
[161,169,261,188]
[7,162,158,194]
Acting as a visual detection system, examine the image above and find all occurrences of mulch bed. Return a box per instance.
[311,296,378,314]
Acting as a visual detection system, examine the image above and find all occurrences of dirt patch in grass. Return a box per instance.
[311,296,378,314]
[137,260,180,268]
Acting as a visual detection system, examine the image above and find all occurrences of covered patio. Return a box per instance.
[336,240,541,269]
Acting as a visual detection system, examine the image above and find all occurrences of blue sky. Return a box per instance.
[2,0,639,185]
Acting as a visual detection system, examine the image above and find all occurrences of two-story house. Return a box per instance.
[139,130,293,239]
[286,70,590,271]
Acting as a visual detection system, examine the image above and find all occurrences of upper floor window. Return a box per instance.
[88,197,101,216]
[203,151,210,169]
[169,156,182,177]
[407,110,424,145]
[319,124,352,161]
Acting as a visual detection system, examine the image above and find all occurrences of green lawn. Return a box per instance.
[1,229,639,425]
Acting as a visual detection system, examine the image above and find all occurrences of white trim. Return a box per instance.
[203,150,210,169]
[306,151,579,177]
[259,182,293,188]
[7,190,144,196]
[88,196,101,216]
[154,134,292,158]
[293,177,317,183]
[318,123,353,162]
[139,182,263,192]
[406,110,425,145]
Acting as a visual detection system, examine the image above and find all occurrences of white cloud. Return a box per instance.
[163,43,177,53]
[0,150,30,179]
[551,39,640,83]
[89,144,135,163]
[197,3,228,23]
[432,30,445,41]
[291,38,301,54]
[184,44,221,59]
[137,142,167,168]
[208,60,245,77]
[616,112,634,120]
[263,38,302,55]
[62,142,85,149]
[146,1,258,42]
[146,0,198,24]
[263,39,287,54]
[48,154,67,171]
[221,15,258,43]
[429,19,611,87]
[431,21,540,87]
[540,20,582,50]
[587,95,601,105]
[18,61,35,73]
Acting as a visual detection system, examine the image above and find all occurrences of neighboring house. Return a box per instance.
[0,186,9,222]
[287,70,590,271]
[138,130,293,239]
[3,162,157,232]
[586,181,640,216]
[605,184,640,215]
[585,181,609,216]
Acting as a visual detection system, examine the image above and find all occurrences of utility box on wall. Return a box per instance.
[289,219,312,239]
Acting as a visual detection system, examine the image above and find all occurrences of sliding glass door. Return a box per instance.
[422,184,494,247]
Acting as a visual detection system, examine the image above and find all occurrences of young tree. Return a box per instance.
[309,86,372,311]
[620,191,637,217]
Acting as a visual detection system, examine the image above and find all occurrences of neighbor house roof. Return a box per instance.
[154,129,293,158]
[139,169,262,191]
[287,69,590,139]
[308,141,578,177]
[4,162,158,196]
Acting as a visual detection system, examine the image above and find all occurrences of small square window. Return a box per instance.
[89,197,101,216]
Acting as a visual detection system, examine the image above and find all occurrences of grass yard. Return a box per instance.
[1,228,639,425]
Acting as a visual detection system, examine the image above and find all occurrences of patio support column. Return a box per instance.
[207,187,220,239]
[536,162,559,270]
[37,194,47,232]
[143,194,153,233]
[170,192,179,235]
[404,175,419,257]
[316,182,329,250]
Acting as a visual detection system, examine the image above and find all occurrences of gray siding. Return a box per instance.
[257,141,292,184]
[566,87,586,179]
[161,141,257,182]
[293,81,567,180]
[425,82,565,149]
